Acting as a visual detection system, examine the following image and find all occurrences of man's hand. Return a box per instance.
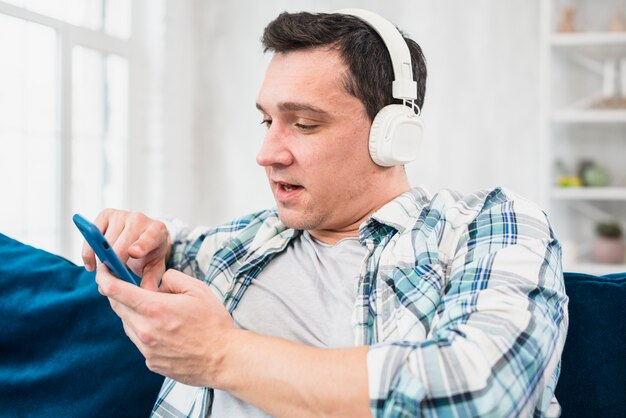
[81,209,170,290]
[96,266,236,387]
[97,265,372,417]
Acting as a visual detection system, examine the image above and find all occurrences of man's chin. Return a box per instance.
[276,207,322,231]
[276,212,304,230]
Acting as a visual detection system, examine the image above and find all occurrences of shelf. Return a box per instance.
[552,108,626,123]
[565,262,626,276]
[551,32,626,57]
[552,96,626,123]
[544,4,626,279]
[551,187,626,200]
[552,32,626,47]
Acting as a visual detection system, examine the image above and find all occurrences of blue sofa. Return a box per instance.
[554,271,626,417]
[0,233,624,417]
[0,234,163,417]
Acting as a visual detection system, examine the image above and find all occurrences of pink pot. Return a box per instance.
[591,237,626,264]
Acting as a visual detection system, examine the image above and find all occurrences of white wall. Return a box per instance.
[129,0,200,224]
[156,0,542,226]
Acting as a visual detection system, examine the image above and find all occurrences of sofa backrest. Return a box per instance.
[555,272,626,417]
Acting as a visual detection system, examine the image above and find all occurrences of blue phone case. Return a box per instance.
[73,213,141,285]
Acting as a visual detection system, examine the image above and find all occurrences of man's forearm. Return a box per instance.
[216,330,373,418]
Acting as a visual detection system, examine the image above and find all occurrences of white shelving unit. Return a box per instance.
[553,108,626,123]
[542,1,626,275]
[551,187,626,200]
[552,31,626,52]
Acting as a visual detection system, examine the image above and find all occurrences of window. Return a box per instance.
[0,15,59,252]
[1,0,131,38]
[0,1,133,261]
[71,46,129,258]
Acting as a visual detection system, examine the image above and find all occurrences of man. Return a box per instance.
[84,11,568,418]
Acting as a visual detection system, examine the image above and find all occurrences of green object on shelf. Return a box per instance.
[596,221,623,239]
[582,164,610,187]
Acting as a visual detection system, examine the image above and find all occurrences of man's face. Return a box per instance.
[255,48,380,236]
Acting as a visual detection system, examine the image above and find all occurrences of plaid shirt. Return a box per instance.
[152,187,568,418]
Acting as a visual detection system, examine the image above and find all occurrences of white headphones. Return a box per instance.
[335,9,424,167]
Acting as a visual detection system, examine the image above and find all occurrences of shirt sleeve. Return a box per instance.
[366,196,569,417]
[161,211,271,278]
[161,217,211,276]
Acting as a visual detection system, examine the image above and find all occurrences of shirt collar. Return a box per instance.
[359,187,431,242]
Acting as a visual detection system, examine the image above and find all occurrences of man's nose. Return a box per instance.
[256,124,294,167]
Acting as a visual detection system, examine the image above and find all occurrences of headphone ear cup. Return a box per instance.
[369,104,423,166]
[368,108,387,167]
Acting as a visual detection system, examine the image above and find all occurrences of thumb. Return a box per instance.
[158,269,195,295]
[138,260,165,292]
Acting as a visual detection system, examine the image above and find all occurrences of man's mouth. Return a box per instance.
[278,182,303,192]
[273,180,304,202]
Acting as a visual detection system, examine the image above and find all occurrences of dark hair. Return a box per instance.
[261,11,427,121]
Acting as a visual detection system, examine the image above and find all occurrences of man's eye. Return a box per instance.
[260,119,272,128]
[295,123,318,131]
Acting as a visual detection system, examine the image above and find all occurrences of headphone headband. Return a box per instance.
[334,8,417,101]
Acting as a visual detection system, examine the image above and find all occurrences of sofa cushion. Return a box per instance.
[555,271,626,417]
[0,233,163,417]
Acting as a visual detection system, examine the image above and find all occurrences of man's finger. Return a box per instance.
[128,221,169,259]
[103,217,127,260]
[110,299,151,357]
[140,261,165,291]
[96,263,149,311]
[158,269,195,295]
[81,241,97,272]
[112,226,140,265]
[92,208,112,232]
[81,209,118,271]
[121,321,145,353]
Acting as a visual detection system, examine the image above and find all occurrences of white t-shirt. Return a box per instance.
[211,230,367,417]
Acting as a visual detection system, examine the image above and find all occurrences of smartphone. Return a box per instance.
[73,213,141,285]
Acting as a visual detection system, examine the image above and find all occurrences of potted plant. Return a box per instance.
[591,221,626,264]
